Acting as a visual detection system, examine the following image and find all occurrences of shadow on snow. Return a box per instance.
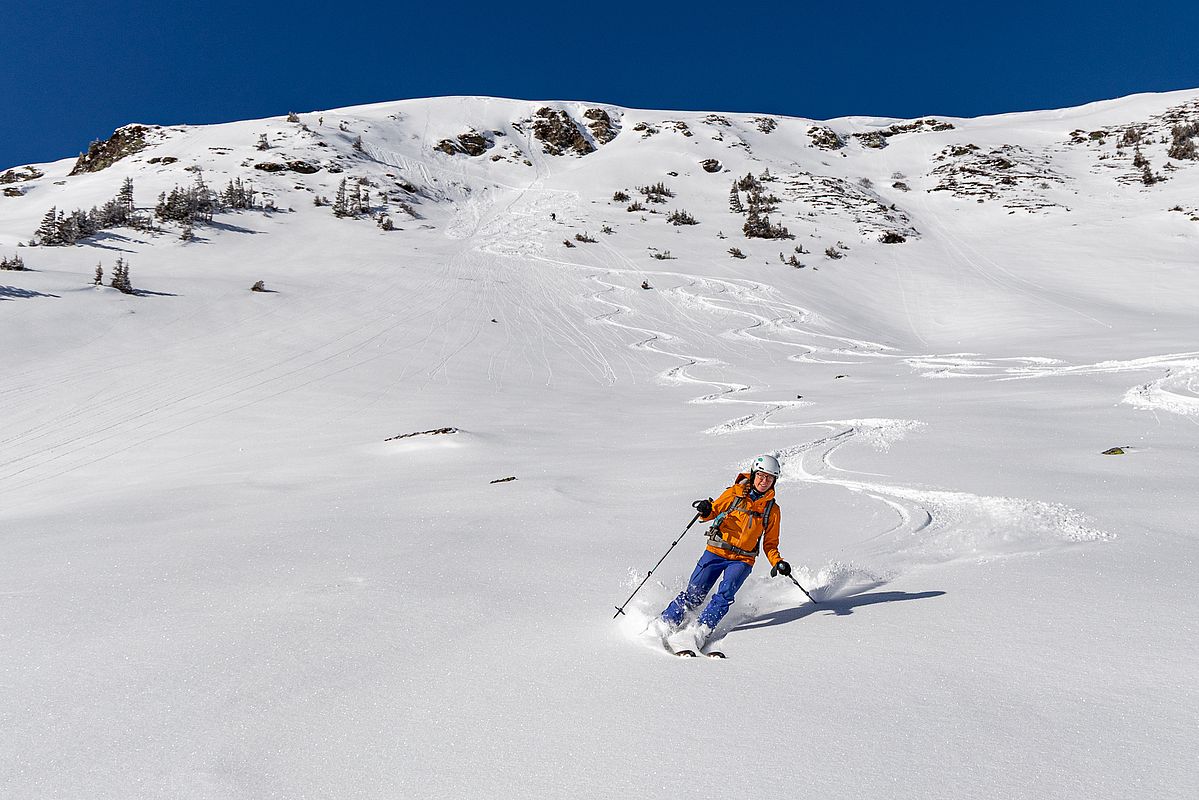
[0,285,60,300]
[731,589,946,632]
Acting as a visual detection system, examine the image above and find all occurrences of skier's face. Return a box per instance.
[753,471,776,492]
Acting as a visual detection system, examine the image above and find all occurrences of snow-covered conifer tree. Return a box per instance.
[333,179,349,218]
[117,177,135,217]
[34,207,60,246]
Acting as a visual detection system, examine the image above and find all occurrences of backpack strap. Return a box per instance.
[706,496,774,558]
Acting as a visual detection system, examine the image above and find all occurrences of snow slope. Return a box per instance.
[2,91,1197,799]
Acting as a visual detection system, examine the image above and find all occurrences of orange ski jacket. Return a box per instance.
[699,472,782,567]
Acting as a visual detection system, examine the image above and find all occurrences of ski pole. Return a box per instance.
[613,513,701,619]
[786,572,818,605]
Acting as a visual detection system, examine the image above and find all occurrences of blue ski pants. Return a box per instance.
[661,550,752,629]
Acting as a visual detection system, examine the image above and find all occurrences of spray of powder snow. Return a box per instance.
[840,418,926,452]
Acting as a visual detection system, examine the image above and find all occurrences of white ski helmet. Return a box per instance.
[751,454,781,478]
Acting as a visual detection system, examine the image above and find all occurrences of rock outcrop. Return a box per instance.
[852,118,955,149]
[0,166,44,184]
[435,130,493,156]
[530,108,595,156]
[807,126,845,150]
[583,109,619,144]
[929,143,1066,211]
[70,125,153,175]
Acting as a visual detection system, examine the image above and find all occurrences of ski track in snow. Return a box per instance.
[0,153,1127,571]
[442,179,1113,614]
[0,143,1113,583]
[906,351,1199,419]
[877,144,1198,421]
[776,419,1111,565]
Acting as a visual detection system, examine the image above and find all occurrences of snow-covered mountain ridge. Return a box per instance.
[2,91,1197,799]
[4,90,1199,347]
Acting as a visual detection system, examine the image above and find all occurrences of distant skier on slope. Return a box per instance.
[651,454,790,652]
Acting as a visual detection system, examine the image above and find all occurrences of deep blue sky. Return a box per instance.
[3,0,1198,169]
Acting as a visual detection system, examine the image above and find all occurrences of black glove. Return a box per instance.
[771,560,791,577]
[692,498,713,517]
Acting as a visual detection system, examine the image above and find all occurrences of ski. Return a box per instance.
[672,648,725,658]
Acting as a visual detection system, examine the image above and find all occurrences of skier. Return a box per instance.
[654,454,790,650]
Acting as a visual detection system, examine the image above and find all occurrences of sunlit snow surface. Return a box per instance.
[2,91,1197,799]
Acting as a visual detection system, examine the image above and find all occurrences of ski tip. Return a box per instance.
[673,649,698,658]
[705,651,727,659]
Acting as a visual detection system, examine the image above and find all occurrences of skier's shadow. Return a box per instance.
[730,589,945,631]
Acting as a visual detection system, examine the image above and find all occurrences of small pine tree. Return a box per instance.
[743,210,792,240]
[76,208,99,238]
[118,177,135,216]
[192,173,213,223]
[1120,127,1142,147]
[333,179,349,218]
[736,172,761,192]
[59,211,80,245]
[729,185,744,213]
[34,207,61,246]
[257,133,270,151]
[221,178,255,210]
[110,257,132,292]
[94,263,103,285]
[1168,128,1197,161]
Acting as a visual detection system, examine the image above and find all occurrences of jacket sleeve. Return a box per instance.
[762,504,782,566]
[702,486,738,522]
